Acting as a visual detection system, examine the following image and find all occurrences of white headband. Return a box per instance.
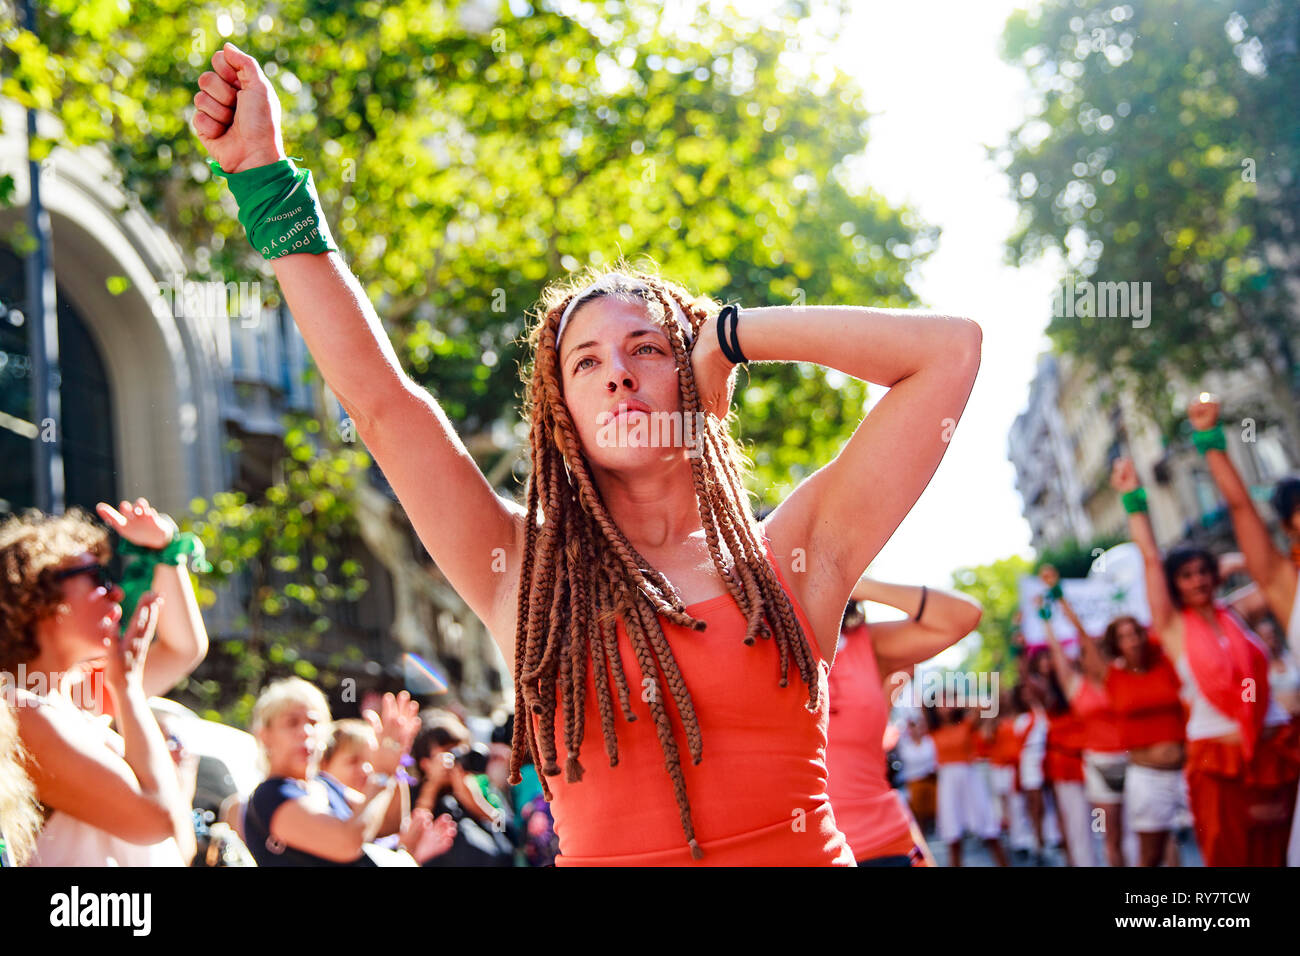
[554,275,694,353]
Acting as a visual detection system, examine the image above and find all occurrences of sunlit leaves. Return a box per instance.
[1001,0,1300,436]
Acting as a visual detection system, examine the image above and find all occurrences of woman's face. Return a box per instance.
[261,703,328,779]
[1173,557,1216,608]
[1031,652,1051,677]
[1021,676,1044,708]
[322,735,376,792]
[48,551,126,664]
[557,296,688,473]
[1116,619,1146,667]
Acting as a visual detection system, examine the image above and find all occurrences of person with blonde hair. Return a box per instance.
[0,696,40,866]
[192,43,981,864]
[244,678,446,866]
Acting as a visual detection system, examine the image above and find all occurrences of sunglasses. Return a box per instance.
[51,562,116,590]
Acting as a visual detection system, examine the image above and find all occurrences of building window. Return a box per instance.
[0,245,118,517]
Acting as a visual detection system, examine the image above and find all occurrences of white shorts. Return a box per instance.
[1083,750,1127,806]
[991,764,1016,796]
[936,762,1001,843]
[1019,750,1045,791]
[1124,764,1186,833]
[1054,780,1098,867]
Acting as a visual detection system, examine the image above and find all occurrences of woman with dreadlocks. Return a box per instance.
[192,43,982,864]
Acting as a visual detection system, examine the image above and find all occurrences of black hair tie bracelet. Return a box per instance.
[716,303,748,365]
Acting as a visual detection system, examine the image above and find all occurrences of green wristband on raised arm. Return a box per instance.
[1121,487,1148,514]
[208,157,339,260]
[1191,424,1227,455]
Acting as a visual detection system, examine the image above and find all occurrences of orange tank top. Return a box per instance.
[991,718,1024,766]
[534,535,855,866]
[930,718,975,765]
[825,624,912,861]
[1045,710,1086,782]
[1105,641,1186,749]
[972,724,994,760]
[1069,679,1124,753]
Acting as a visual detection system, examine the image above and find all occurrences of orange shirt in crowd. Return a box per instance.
[991,718,1024,767]
[1069,678,1124,754]
[972,724,995,761]
[1105,640,1187,749]
[534,535,856,866]
[1045,709,1086,783]
[930,715,976,765]
[825,623,913,861]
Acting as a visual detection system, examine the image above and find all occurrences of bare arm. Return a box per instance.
[1188,397,1297,621]
[269,778,398,863]
[1111,458,1182,658]
[851,577,983,673]
[95,499,210,698]
[142,563,208,698]
[1038,565,1106,686]
[751,305,981,632]
[191,45,524,658]
[1056,595,1106,687]
[1040,605,1081,701]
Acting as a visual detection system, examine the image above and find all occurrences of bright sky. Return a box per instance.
[828,0,1061,593]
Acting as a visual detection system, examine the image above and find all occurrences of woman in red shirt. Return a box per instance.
[192,44,983,865]
[826,577,982,865]
[1114,455,1299,866]
[1100,614,1186,866]
[1038,565,1126,866]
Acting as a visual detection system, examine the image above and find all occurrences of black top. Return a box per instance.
[244,775,375,867]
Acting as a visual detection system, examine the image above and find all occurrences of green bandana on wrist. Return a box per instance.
[1037,605,1053,621]
[1121,487,1148,514]
[207,157,339,260]
[116,532,212,635]
[1191,424,1227,455]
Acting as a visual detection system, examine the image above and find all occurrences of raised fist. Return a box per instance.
[191,43,288,174]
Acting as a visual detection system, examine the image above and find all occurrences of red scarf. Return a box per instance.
[1180,603,1272,761]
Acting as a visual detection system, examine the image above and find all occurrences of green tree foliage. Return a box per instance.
[4,0,935,711]
[180,414,373,724]
[1034,531,1127,578]
[951,554,1033,680]
[1000,0,1300,441]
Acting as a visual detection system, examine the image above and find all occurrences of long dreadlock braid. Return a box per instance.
[507,265,822,858]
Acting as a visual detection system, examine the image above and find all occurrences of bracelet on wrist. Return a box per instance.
[1191,424,1227,455]
[1121,487,1149,514]
[715,303,748,365]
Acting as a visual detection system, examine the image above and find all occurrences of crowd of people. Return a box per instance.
[1,43,1297,869]
[881,396,1300,867]
[2,404,1300,866]
[0,498,563,867]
